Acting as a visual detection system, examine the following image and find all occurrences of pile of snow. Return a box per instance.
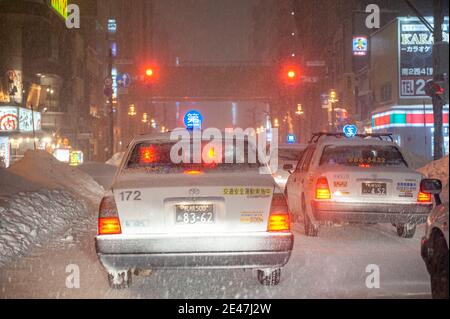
[106,152,124,167]
[7,150,104,203]
[0,190,86,266]
[417,155,449,202]
[0,150,105,266]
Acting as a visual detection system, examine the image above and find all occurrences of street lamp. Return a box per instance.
[328,89,339,131]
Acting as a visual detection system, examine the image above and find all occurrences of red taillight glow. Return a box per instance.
[268,193,290,232]
[140,145,160,164]
[98,217,122,235]
[316,176,331,200]
[417,191,432,203]
[359,164,371,168]
[98,196,121,235]
[184,169,203,175]
[268,214,290,232]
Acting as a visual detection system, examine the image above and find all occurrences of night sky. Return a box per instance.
[153,0,260,65]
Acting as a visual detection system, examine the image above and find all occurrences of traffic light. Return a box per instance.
[143,65,158,87]
[281,64,301,86]
[145,68,154,77]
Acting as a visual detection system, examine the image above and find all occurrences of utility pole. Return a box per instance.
[108,48,114,159]
[432,0,444,160]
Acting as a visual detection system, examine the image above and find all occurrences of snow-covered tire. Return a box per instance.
[257,268,281,286]
[430,233,449,299]
[396,223,416,238]
[302,197,318,237]
[107,270,132,289]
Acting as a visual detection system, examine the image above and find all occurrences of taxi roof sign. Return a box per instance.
[343,124,358,138]
[184,110,203,130]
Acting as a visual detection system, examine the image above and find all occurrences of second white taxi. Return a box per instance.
[285,132,433,237]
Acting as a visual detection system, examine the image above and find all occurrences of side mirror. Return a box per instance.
[420,179,442,194]
[283,164,294,172]
[420,179,442,206]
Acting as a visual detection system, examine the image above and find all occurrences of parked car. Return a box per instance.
[420,178,449,299]
[272,143,306,191]
[284,132,433,237]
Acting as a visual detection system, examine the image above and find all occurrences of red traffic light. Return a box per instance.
[145,68,154,77]
[281,65,301,86]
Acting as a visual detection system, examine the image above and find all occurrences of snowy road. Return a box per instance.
[0,215,431,299]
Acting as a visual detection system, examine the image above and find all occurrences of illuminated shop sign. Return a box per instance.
[0,106,41,132]
[0,136,10,168]
[372,105,449,129]
[398,17,449,99]
[51,0,68,20]
[352,36,368,56]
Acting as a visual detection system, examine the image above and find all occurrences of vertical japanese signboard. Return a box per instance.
[398,17,449,99]
[51,0,68,20]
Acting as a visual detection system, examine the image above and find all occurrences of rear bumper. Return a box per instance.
[312,201,432,224]
[96,232,293,271]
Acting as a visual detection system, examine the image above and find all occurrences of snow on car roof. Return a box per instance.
[314,136,399,147]
[133,130,259,144]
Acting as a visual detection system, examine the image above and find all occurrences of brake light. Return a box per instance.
[140,145,160,164]
[268,193,290,232]
[184,169,203,175]
[98,217,122,235]
[417,191,432,203]
[315,176,331,200]
[359,164,371,168]
[98,195,121,235]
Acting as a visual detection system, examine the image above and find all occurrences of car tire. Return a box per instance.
[257,268,281,286]
[107,270,132,289]
[302,197,318,237]
[396,223,416,238]
[430,233,449,299]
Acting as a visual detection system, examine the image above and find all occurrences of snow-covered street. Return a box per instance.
[0,216,431,298]
[1,153,447,299]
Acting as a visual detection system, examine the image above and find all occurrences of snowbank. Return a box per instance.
[417,155,449,202]
[106,152,125,167]
[0,190,86,266]
[0,150,104,266]
[8,150,104,203]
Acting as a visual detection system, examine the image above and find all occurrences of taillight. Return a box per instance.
[315,176,331,200]
[184,169,203,175]
[98,195,121,235]
[417,191,432,203]
[268,193,290,232]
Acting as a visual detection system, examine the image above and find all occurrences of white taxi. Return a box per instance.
[95,131,293,288]
[285,132,433,237]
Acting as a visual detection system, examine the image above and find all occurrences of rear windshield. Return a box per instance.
[319,145,407,167]
[126,140,263,172]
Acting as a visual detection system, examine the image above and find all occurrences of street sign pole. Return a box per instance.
[432,0,444,160]
[108,48,114,159]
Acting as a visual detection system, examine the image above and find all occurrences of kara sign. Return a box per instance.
[398,17,449,99]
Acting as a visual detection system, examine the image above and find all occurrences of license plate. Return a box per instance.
[175,204,215,224]
[362,182,387,195]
